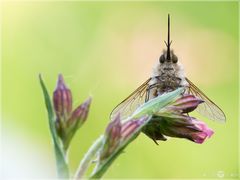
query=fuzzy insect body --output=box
[147,52,188,101]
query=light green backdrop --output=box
[2,1,239,179]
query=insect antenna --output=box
[165,14,172,60]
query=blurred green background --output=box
[2,1,239,179]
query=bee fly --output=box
[111,14,226,124]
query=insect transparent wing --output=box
[185,78,226,122]
[110,78,151,120]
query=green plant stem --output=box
[55,145,69,178]
[75,135,104,179]
[89,139,130,179]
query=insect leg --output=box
[153,75,161,79]
[145,83,160,102]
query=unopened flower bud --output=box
[53,74,72,121]
[170,94,204,113]
[68,97,92,128]
[121,116,147,140]
[100,114,121,160]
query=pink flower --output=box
[143,115,214,144]
[142,94,214,144]
[191,119,214,144]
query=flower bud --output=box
[68,97,92,128]
[170,94,204,113]
[121,116,147,140]
[153,115,214,144]
[100,114,121,160]
[53,74,72,121]
[142,93,214,145]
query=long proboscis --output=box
[165,14,172,60]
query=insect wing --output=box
[185,78,226,122]
[110,78,151,120]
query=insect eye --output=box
[172,55,178,63]
[159,55,165,63]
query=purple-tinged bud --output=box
[68,97,92,127]
[142,94,214,145]
[170,95,204,113]
[121,116,147,140]
[53,74,72,121]
[106,114,121,144]
[156,116,214,144]
[100,114,121,160]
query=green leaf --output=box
[131,87,184,118]
[39,74,69,178]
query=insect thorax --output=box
[148,62,188,98]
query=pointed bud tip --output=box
[53,74,72,120]
[190,95,205,104]
[56,74,68,90]
[198,99,205,104]
[85,96,92,105]
[68,97,92,126]
[78,97,92,112]
[106,113,121,132]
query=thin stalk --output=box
[55,146,69,178]
[75,135,104,179]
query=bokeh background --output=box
[1,1,239,179]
